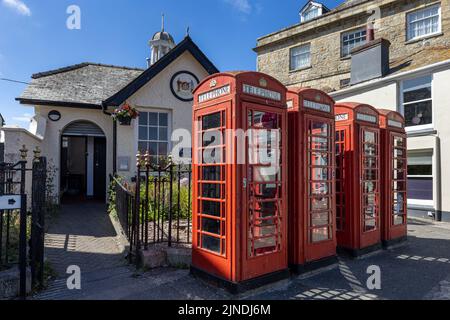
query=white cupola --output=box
[148,14,176,67]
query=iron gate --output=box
[111,153,192,266]
[0,146,47,299]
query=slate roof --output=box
[17,63,144,108]
[17,36,219,109]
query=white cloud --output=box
[224,0,252,14]
[12,113,33,123]
[2,0,31,16]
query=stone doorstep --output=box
[0,267,32,300]
[140,246,192,270]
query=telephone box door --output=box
[335,125,351,247]
[304,115,336,262]
[389,132,408,240]
[242,102,287,281]
[192,104,231,280]
[360,127,381,248]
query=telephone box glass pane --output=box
[202,235,220,253]
[202,218,221,235]
[252,111,278,129]
[311,197,330,211]
[310,152,329,166]
[202,184,221,199]
[311,182,330,196]
[310,122,329,136]
[202,112,221,130]
[311,211,329,227]
[202,166,222,181]
[253,184,278,199]
[310,168,329,181]
[202,200,221,217]
[311,227,329,242]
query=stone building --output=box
[255,0,450,92]
[256,0,450,221]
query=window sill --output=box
[340,55,351,61]
[289,66,312,74]
[406,127,437,137]
[405,32,444,45]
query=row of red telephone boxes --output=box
[190,71,407,293]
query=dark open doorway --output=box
[60,121,107,203]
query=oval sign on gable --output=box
[170,71,199,102]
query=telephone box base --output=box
[190,266,290,295]
[382,236,408,249]
[337,243,382,258]
[290,256,338,275]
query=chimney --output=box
[350,37,391,85]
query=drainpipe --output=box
[367,21,375,42]
[435,135,442,221]
[102,103,117,175]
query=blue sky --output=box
[0,0,342,127]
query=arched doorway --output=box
[60,121,107,202]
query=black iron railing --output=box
[0,156,47,297]
[111,156,193,265]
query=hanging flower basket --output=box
[112,102,139,126]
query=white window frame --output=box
[341,27,367,58]
[407,151,434,207]
[302,6,320,22]
[289,43,311,71]
[399,74,434,133]
[406,4,441,42]
[135,109,172,163]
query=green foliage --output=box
[139,177,191,222]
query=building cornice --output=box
[1,126,43,141]
[254,0,398,52]
[330,58,450,99]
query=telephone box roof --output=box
[194,71,286,94]
[288,87,335,103]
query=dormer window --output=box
[300,1,329,23]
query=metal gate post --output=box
[19,156,27,299]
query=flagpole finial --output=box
[186,26,190,37]
[161,13,165,32]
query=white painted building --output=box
[1,28,218,203]
[331,59,450,222]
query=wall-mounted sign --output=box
[170,71,199,102]
[242,84,281,101]
[304,100,331,113]
[0,195,21,210]
[48,110,61,122]
[198,85,231,103]
[286,100,294,109]
[336,113,349,122]
[388,119,403,129]
[356,113,377,124]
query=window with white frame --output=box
[290,44,311,71]
[407,4,441,41]
[341,28,367,58]
[407,151,433,206]
[138,111,169,163]
[302,6,320,22]
[401,75,432,129]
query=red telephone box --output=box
[379,109,408,248]
[335,102,382,256]
[286,88,337,272]
[191,71,289,293]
